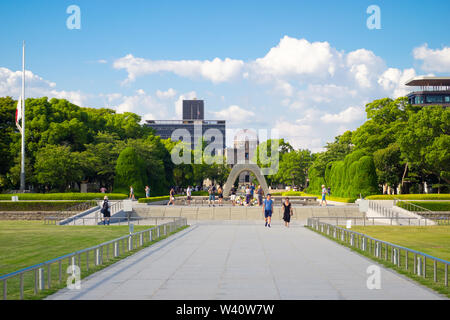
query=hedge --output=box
[0,193,127,201]
[302,193,357,203]
[396,201,450,212]
[307,150,378,199]
[191,191,208,196]
[366,194,450,200]
[0,201,97,211]
[138,195,183,203]
[281,191,305,196]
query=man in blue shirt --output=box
[262,194,273,228]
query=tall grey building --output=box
[144,99,225,155]
[183,99,204,120]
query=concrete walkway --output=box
[47,222,445,300]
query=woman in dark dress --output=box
[282,197,293,228]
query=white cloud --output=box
[175,91,197,118]
[273,120,324,152]
[413,44,450,72]
[156,88,177,99]
[0,67,87,106]
[97,59,108,64]
[252,36,339,78]
[377,68,416,98]
[321,106,365,124]
[212,105,256,124]
[113,89,166,119]
[113,54,244,84]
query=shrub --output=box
[0,193,127,200]
[0,201,97,211]
[138,195,183,203]
[367,194,450,200]
[281,191,305,196]
[191,191,208,196]
[302,192,356,203]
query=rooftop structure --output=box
[405,76,450,107]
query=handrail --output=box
[307,217,449,287]
[0,216,187,300]
[394,198,435,215]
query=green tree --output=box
[34,145,83,192]
[398,106,450,186]
[113,147,147,197]
[373,143,404,190]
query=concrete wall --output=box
[133,204,363,221]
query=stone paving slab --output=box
[46,222,446,300]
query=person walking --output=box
[101,196,110,225]
[262,194,273,228]
[186,185,192,205]
[217,185,223,206]
[250,183,255,200]
[257,185,264,206]
[208,185,216,207]
[145,185,150,198]
[168,187,175,206]
[321,185,328,207]
[282,197,293,228]
[129,186,135,200]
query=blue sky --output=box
[1,0,449,150]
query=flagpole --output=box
[20,41,26,192]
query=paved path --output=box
[47,222,445,300]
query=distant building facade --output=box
[226,129,259,184]
[144,99,225,155]
[405,76,450,107]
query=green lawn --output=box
[0,221,151,276]
[310,224,450,297]
[396,201,450,212]
[0,220,188,300]
[350,225,450,262]
[367,194,450,200]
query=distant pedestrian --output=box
[217,185,223,206]
[327,187,331,196]
[129,186,135,200]
[208,185,216,207]
[282,198,293,228]
[101,196,110,225]
[257,185,264,206]
[262,194,273,228]
[250,183,255,199]
[100,187,107,193]
[321,185,328,207]
[168,187,175,206]
[186,185,192,205]
[245,185,251,206]
[230,186,237,206]
[145,185,150,198]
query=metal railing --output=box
[312,216,450,226]
[59,200,98,216]
[368,200,399,219]
[393,199,450,219]
[0,217,187,300]
[307,218,449,287]
[45,216,181,226]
